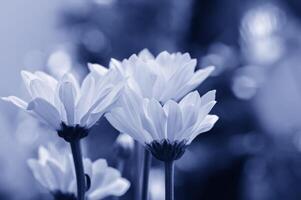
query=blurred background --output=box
[1,0,301,199]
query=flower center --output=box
[145,139,187,161]
[57,122,89,142]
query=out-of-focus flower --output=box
[106,87,218,161]
[47,49,72,79]
[28,145,130,200]
[91,49,214,103]
[240,4,285,65]
[115,133,135,159]
[2,68,124,141]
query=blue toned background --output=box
[1,0,301,199]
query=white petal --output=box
[160,61,195,102]
[138,48,155,60]
[175,66,215,100]
[27,98,61,130]
[92,81,124,114]
[38,146,50,164]
[181,104,198,130]
[34,71,58,90]
[46,160,67,191]
[88,63,108,76]
[21,70,38,93]
[76,75,95,121]
[59,81,76,126]
[140,110,160,141]
[88,165,130,200]
[61,73,80,98]
[179,91,201,108]
[29,79,54,102]
[197,101,217,122]
[109,58,124,73]
[27,159,49,189]
[92,159,108,174]
[1,96,28,109]
[200,90,216,106]
[28,159,58,191]
[146,99,167,140]
[106,111,147,144]
[188,115,219,143]
[190,66,215,86]
[88,178,130,200]
[164,100,183,141]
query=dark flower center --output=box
[57,122,89,142]
[145,139,187,161]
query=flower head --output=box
[115,133,135,159]
[106,88,218,161]
[28,145,130,200]
[2,68,124,140]
[91,49,214,103]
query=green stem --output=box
[70,139,85,200]
[165,161,174,200]
[141,149,151,200]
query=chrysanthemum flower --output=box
[106,87,218,161]
[90,49,214,103]
[2,68,124,141]
[28,145,130,200]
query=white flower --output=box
[106,87,219,146]
[2,68,124,131]
[115,133,135,159]
[90,49,214,103]
[116,133,135,152]
[28,145,130,200]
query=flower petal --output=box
[164,100,183,141]
[21,70,38,94]
[188,115,219,143]
[34,71,58,90]
[76,74,95,121]
[138,49,155,60]
[1,96,28,109]
[88,63,108,76]
[175,66,215,100]
[88,178,130,200]
[27,98,61,130]
[59,79,76,126]
[146,99,167,140]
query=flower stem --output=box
[165,161,174,200]
[134,142,142,200]
[70,139,85,200]
[141,149,151,200]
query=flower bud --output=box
[115,133,134,159]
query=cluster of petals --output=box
[92,49,214,103]
[2,67,125,130]
[106,87,218,145]
[28,145,130,200]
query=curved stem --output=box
[141,149,151,200]
[165,161,174,200]
[70,139,85,200]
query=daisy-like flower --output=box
[2,68,125,200]
[106,88,218,200]
[2,68,124,141]
[90,49,214,103]
[28,145,130,200]
[106,87,218,161]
